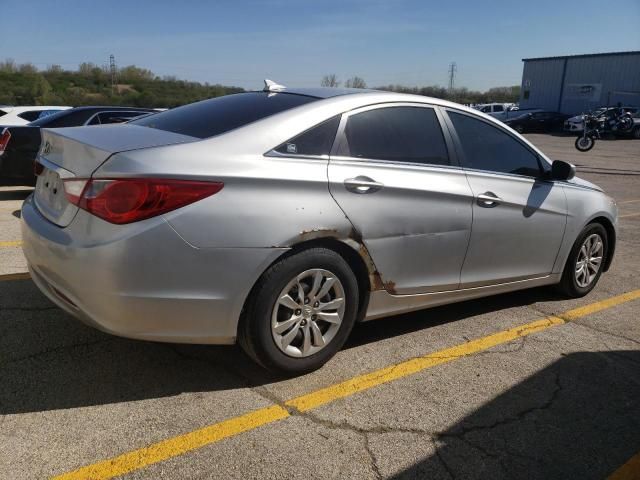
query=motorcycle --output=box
[574,110,634,152]
[575,114,602,152]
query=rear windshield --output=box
[131,92,318,139]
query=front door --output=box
[328,104,474,294]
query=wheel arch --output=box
[588,215,616,272]
[238,235,381,337]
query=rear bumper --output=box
[21,195,286,344]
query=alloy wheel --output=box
[575,233,604,288]
[271,268,345,358]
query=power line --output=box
[448,61,457,93]
[109,54,117,94]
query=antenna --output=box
[109,54,117,95]
[263,79,286,92]
[448,62,457,94]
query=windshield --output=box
[28,109,74,127]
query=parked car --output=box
[21,84,617,374]
[564,106,639,133]
[0,106,71,126]
[504,111,571,133]
[0,106,156,186]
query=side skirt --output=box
[363,274,561,321]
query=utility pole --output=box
[109,54,117,95]
[448,62,457,95]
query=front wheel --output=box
[633,127,640,139]
[238,248,359,374]
[514,124,525,134]
[575,135,595,152]
[557,223,608,298]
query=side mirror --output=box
[551,160,576,181]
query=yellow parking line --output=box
[0,272,30,282]
[0,240,22,248]
[619,212,640,219]
[53,289,640,480]
[608,451,640,480]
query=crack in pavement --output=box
[442,372,562,439]
[571,320,640,346]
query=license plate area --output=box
[34,164,78,227]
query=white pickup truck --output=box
[474,103,525,121]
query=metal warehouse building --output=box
[519,51,640,114]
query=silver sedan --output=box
[21,82,617,373]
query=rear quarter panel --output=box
[95,141,355,249]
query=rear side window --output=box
[97,111,148,124]
[449,111,541,177]
[132,92,318,139]
[342,106,450,166]
[275,116,340,156]
[494,105,504,112]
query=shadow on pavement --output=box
[389,351,640,480]
[0,280,595,418]
[0,189,32,201]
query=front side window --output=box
[275,116,340,156]
[449,111,541,177]
[342,106,450,166]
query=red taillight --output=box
[63,178,223,224]
[0,129,11,154]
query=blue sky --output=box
[2,0,639,91]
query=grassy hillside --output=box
[0,62,244,108]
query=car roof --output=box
[271,87,377,99]
[68,106,156,111]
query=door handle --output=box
[344,176,384,194]
[477,192,502,208]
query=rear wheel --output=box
[557,223,607,298]
[514,124,525,134]
[239,248,359,374]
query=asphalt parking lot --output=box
[1,134,639,480]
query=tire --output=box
[238,247,359,374]
[633,127,640,140]
[515,125,525,134]
[557,223,608,298]
[575,135,595,152]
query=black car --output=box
[504,111,571,134]
[0,106,156,186]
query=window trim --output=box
[330,102,460,169]
[442,107,549,180]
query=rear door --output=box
[443,109,567,287]
[328,104,473,294]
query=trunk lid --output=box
[34,124,196,227]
